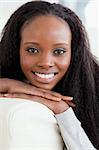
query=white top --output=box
[0,98,96,150]
[56,108,96,150]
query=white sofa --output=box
[0,98,64,150]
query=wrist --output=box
[54,103,69,115]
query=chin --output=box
[34,84,54,91]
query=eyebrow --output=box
[23,42,69,46]
[24,42,39,45]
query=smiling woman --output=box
[0,1,99,150]
[20,15,71,90]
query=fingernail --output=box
[67,97,73,100]
[3,93,9,97]
[56,97,61,101]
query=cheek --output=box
[59,62,70,73]
[20,56,32,72]
[58,55,71,73]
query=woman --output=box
[0,1,99,149]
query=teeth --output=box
[34,72,55,79]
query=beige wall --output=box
[0,0,99,59]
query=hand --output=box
[0,78,73,101]
[1,93,75,114]
[0,78,75,114]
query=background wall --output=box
[0,0,99,59]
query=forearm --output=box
[55,108,96,150]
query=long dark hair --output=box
[0,1,99,148]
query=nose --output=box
[37,54,54,69]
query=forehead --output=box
[21,15,72,42]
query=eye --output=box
[54,48,66,55]
[26,47,39,54]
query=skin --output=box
[0,15,75,114]
[20,15,72,90]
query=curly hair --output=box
[0,1,99,148]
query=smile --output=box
[33,72,56,79]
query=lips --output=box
[32,72,57,79]
[35,72,55,79]
[31,71,58,84]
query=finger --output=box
[2,93,51,103]
[22,86,62,101]
[40,88,62,97]
[66,101,76,107]
[3,93,34,101]
[62,96,73,101]
[13,85,61,101]
[9,80,72,101]
[39,88,73,101]
[28,87,61,101]
[38,91,61,101]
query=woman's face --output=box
[20,15,72,90]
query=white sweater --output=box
[0,98,96,150]
[56,107,96,150]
